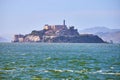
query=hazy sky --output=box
[0,0,120,38]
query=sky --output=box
[0,0,120,40]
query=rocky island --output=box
[13,20,105,43]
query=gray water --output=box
[0,43,120,80]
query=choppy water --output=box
[0,43,120,80]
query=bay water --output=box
[0,43,120,80]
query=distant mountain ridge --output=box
[79,26,120,34]
[0,36,8,42]
[79,27,120,43]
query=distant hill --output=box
[0,37,8,42]
[96,31,120,43]
[79,27,120,43]
[79,27,110,34]
[79,26,120,34]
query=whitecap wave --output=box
[89,70,120,75]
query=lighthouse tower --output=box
[63,20,65,26]
[63,20,68,30]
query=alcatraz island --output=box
[13,20,105,43]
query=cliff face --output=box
[45,35,104,43]
[13,21,105,43]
